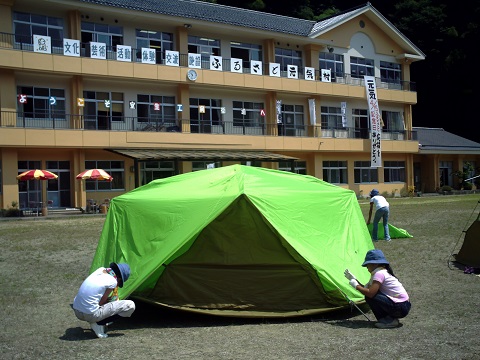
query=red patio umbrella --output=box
[16,169,58,215]
[16,169,58,181]
[76,168,113,182]
[76,169,113,214]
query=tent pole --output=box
[336,286,371,322]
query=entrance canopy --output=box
[109,149,299,187]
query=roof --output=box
[78,0,315,36]
[110,149,299,162]
[414,127,480,154]
[75,0,425,57]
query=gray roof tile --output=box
[78,0,316,36]
[414,127,480,152]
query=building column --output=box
[406,153,414,191]
[265,91,277,136]
[71,75,83,129]
[0,69,17,126]
[1,148,19,209]
[67,10,81,39]
[263,39,275,63]
[177,84,190,133]
[73,149,86,208]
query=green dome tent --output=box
[91,165,373,317]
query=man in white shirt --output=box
[367,189,391,242]
[73,262,135,338]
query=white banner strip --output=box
[364,76,382,167]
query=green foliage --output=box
[452,162,475,190]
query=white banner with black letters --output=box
[308,99,316,126]
[364,76,382,167]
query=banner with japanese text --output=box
[364,76,382,167]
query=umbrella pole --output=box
[36,180,39,216]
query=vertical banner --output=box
[364,76,382,167]
[341,102,347,127]
[308,99,316,126]
[276,100,282,124]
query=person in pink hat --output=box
[73,262,136,338]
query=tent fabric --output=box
[91,165,374,317]
[366,223,413,240]
[455,217,480,267]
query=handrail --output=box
[0,31,416,91]
[0,110,418,140]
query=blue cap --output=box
[369,189,379,197]
[362,249,389,267]
[110,262,131,288]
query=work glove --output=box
[349,279,359,289]
[344,269,356,281]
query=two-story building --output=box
[1,0,479,211]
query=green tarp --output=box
[366,223,413,240]
[91,165,374,317]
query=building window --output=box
[352,108,369,138]
[230,41,262,71]
[319,52,344,80]
[354,161,378,183]
[323,161,348,184]
[46,160,70,207]
[0,161,2,194]
[241,161,262,167]
[275,48,302,72]
[192,161,222,171]
[279,104,304,136]
[188,36,220,68]
[136,29,173,64]
[140,161,175,185]
[17,160,41,209]
[380,61,401,84]
[83,91,124,130]
[278,161,306,175]
[382,111,404,132]
[384,161,405,183]
[439,161,453,187]
[137,94,176,126]
[189,98,223,133]
[16,86,66,119]
[81,21,123,56]
[13,12,64,48]
[350,57,374,78]
[232,101,264,128]
[85,160,124,190]
[321,106,343,129]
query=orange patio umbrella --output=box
[75,168,113,182]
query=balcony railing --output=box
[0,32,416,91]
[0,110,417,140]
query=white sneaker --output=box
[90,323,108,338]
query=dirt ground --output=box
[1,195,479,359]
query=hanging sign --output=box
[364,76,382,167]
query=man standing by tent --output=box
[73,262,136,338]
[367,189,391,242]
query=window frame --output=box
[350,56,374,79]
[13,12,64,48]
[84,160,125,191]
[323,161,348,184]
[319,52,344,79]
[384,161,406,183]
[354,161,378,184]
